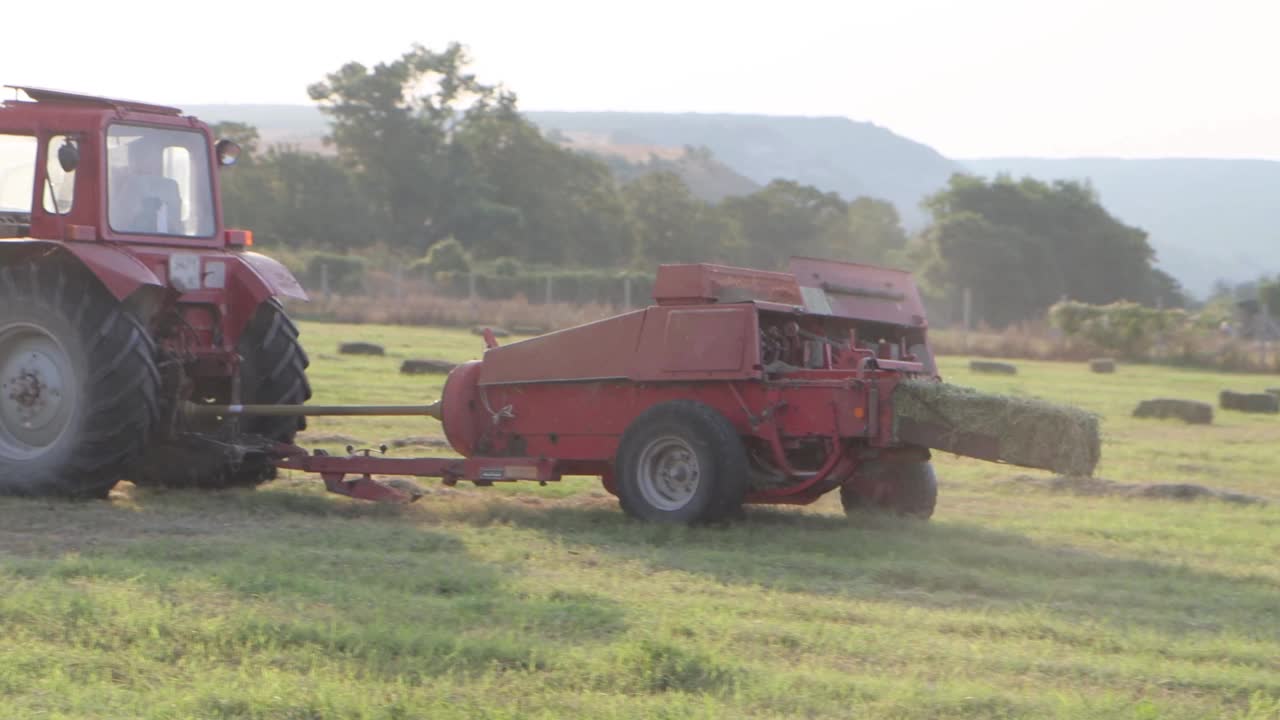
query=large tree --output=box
[620,171,741,264]
[920,174,1184,326]
[307,43,511,253]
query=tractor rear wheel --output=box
[133,299,310,489]
[840,460,938,519]
[0,258,160,497]
[615,400,747,524]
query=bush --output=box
[1049,300,1188,359]
[303,252,368,293]
[491,256,522,277]
[413,238,471,276]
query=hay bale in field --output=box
[338,341,385,356]
[471,326,512,338]
[1089,358,1116,373]
[1132,398,1213,424]
[1266,388,1280,399]
[969,360,1018,375]
[1219,390,1279,414]
[1001,475,1266,505]
[892,380,1100,476]
[400,358,456,375]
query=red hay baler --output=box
[208,258,954,523]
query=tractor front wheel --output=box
[0,259,160,497]
[615,400,747,524]
[840,460,938,519]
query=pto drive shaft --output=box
[184,400,442,421]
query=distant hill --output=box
[183,103,1280,297]
[962,158,1280,297]
[186,104,331,153]
[527,112,961,227]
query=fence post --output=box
[468,272,477,306]
[961,287,972,350]
[393,265,403,302]
[544,275,553,305]
[320,263,330,302]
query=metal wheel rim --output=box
[636,435,701,511]
[0,322,78,460]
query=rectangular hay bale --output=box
[892,380,1101,476]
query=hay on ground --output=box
[400,358,457,375]
[1000,475,1265,505]
[338,341,385,356]
[1132,398,1212,424]
[893,380,1100,476]
[1219,390,1279,414]
[969,360,1018,375]
[1089,358,1116,373]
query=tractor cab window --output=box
[107,125,214,237]
[0,134,36,213]
[0,134,36,238]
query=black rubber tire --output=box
[840,461,938,519]
[0,258,160,498]
[615,400,748,524]
[237,298,312,447]
[134,299,310,489]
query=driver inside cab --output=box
[109,139,182,235]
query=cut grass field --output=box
[2,322,1278,719]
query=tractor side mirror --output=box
[215,139,241,167]
[57,140,79,172]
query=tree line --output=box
[218,43,1187,326]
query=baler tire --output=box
[133,299,310,490]
[0,258,160,498]
[615,400,748,524]
[841,461,938,520]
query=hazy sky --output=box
[6,0,1278,159]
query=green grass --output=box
[1,323,1278,719]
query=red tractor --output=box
[0,87,310,496]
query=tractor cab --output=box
[0,86,308,499]
[0,86,241,247]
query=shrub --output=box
[413,238,472,276]
[491,257,522,277]
[303,252,368,293]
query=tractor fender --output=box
[0,239,162,301]
[233,251,308,302]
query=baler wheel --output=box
[0,258,160,497]
[841,461,938,520]
[615,400,747,523]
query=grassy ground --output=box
[1,323,1277,719]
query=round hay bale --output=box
[1132,398,1213,424]
[1266,387,1280,399]
[510,325,548,336]
[338,341,385,356]
[400,358,457,375]
[1219,390,1279,414]
[471,326,512,338]
[1088,358,1116,373]
[969,360,1017,375]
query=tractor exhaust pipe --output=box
[184,400,442,421]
